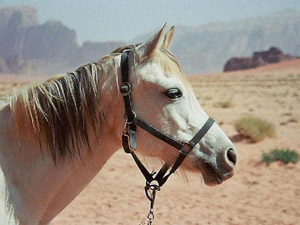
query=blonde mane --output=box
[9,46,125,163]
[8,44,184,164]
[10,63,102,163]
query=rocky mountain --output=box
[0,54,37,74]
[23,20,78,63]
[0,6,124,75]
[72,41,125,66]
[0,6,38,59]
[171,10,300,74]
[134,9,300,74]
[223,47,297,72]
[0,6,38,31]
[0,6,299,75]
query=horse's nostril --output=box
[227,148,237,166]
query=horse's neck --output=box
[0,58,124,225]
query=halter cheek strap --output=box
[120,50,215,188]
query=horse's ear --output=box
[136,23,168,60]
[163,26,175,50]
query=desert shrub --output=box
[234,116,276,142]
[262,148,299,165]
[214,99,233,108]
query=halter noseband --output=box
[120,50,215,188]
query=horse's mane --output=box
[9,43,183,164]
[10,47,127,163]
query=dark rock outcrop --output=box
[223,57,254,72]
[223,47,296,72]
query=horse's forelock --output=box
[146,48,191,88]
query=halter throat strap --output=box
[120,50,215,187]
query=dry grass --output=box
[234,116,276,142]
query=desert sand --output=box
[0,60,299,225]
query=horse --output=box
[0,24,237,225]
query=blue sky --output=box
[1,0,300,44]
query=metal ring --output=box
[146,180,160,191]
[120,82,131,96]
[125,111,137,124]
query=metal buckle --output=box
[129,128,137,150]
[124,111,136,125]
[120,82,131,96]
[178,142,192,155]
[122,120,137,151]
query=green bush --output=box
[262,148,299,165]
[234,116,276,142]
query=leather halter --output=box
[120,50,215,188]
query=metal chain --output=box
[144,181,160,225]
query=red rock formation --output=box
[224,47,297,72]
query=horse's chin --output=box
[179,161,224,186]
[202,173,223,186]
[199,163,222,186]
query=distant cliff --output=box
[0,6,38,59]
[0,54,37,74]
[134,9,300,74]
[1,6,300,75]
[0,6,124,75]
[169,9,300,74]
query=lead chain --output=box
[145,183,160,225]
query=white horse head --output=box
[0,24,237,224]
[125,24,237,185]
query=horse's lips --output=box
[202,172,223,186]
[202,162,231,186]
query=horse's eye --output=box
[165,88,182,99]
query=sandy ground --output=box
[0,60,300,225]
